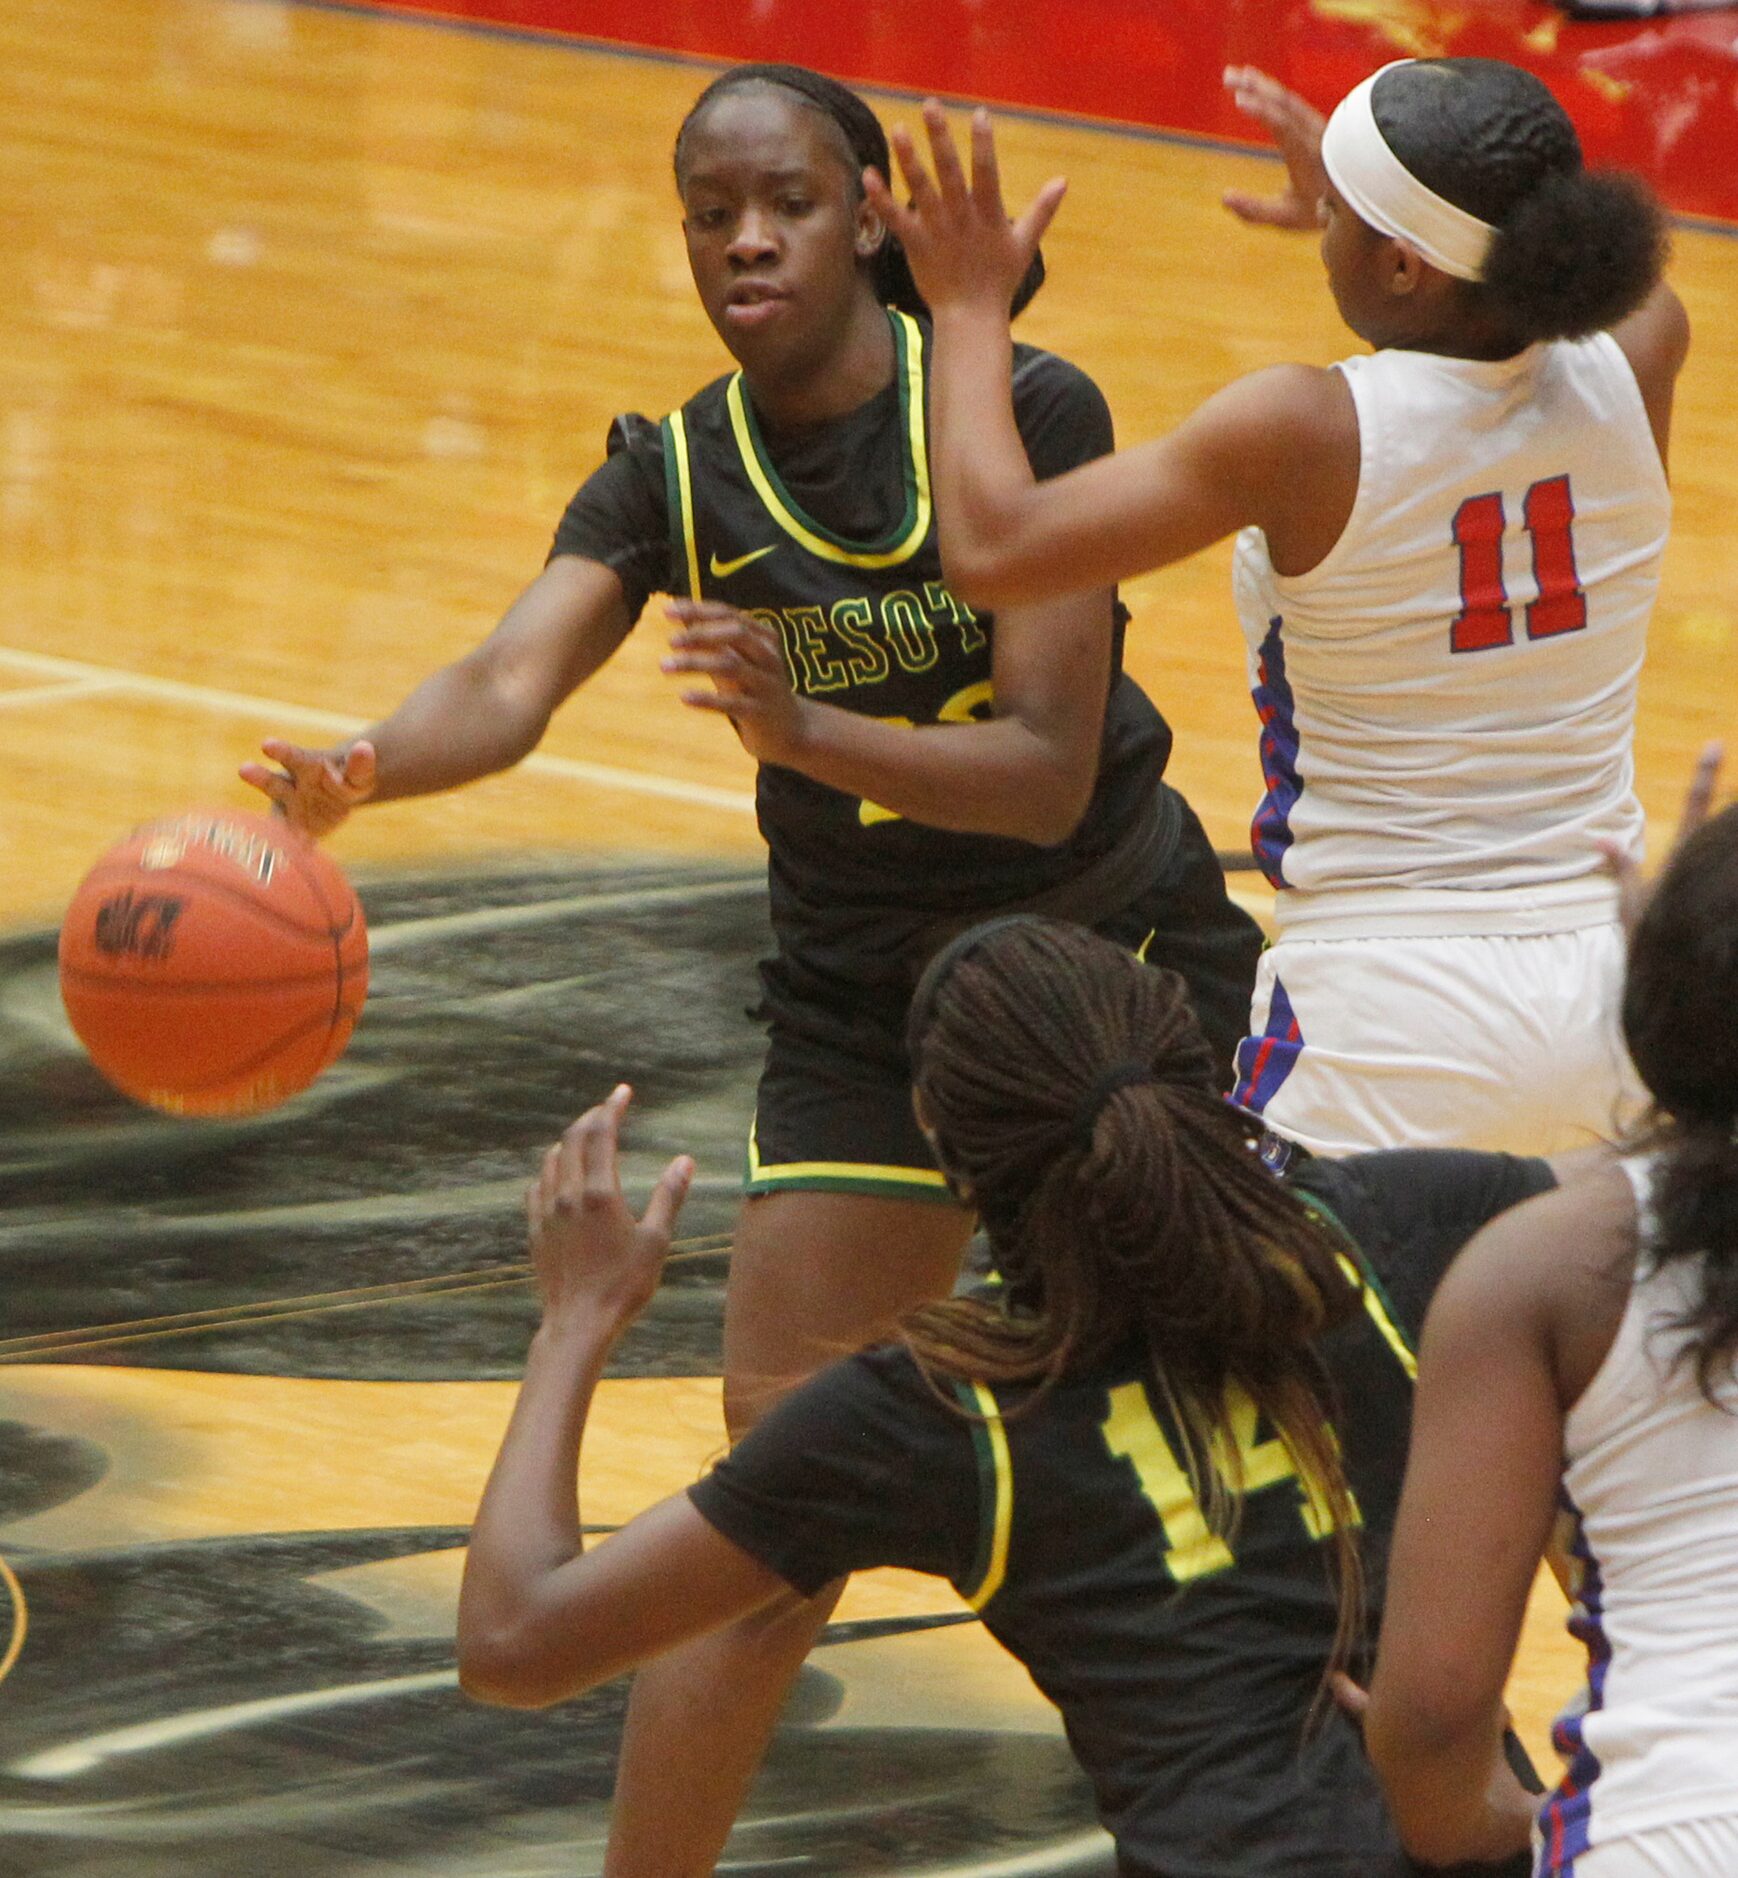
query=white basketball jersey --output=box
[1233,334,1668,934]
[1539,1156,1738,1868]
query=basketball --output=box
[58,808,369,1117]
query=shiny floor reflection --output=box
[0,859,1109,1878]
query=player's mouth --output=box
[723,281,792,328]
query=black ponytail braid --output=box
[902,917,1365,1684]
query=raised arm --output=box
[456,1089,788,1709]
[241,554,634,835]
[865,106,1356,610]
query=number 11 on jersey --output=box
[1451,472,1588,654]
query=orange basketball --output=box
[58,808,369,1117]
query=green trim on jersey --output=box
[723,309,932,569]
[955,1379,1014,1611]
[743,1117,957,1203]
[1302,1191,1420,1380]
[662,408,702,599]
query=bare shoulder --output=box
[1195,363,1357,573]
[1611,280,1691,390]
[1200,362,1355,455]
[1422,1161,1639,1408]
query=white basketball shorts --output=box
[1554,1814,1738,1877]
[1232,920,1644,1156]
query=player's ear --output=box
[854,192,886,260]
[1385,239,1426,299]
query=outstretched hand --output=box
[1602,739,1723,936]
[1221,66,1329,231]
[528,1085,695,1337]
[240,738,377,837]
[863,101,1066,319]
[663,600,807,765]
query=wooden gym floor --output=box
[3,1,1736,1871]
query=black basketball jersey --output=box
[659,310,1170,949]
[690,1148,1555,1878]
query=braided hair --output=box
[902,916,1364,1673]
[1623,802,1738,1401]
[674,63,1046,320]
[1371,58,1667,343]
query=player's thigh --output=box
[722,1190,973,1436]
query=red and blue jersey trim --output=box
[1539,1485,1610,1874]
[1231,975,1303,1114]
[1250,615,1301,888]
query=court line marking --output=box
[0,647,757,816]
[0,678,123,711]
[0,1552,26,1688]
[0,646,1276,906]
[0,1237,734,1361]
[9,1668,463,1779]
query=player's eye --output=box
[687,205,731,233]
[777,195,813,217]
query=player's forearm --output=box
[1365,1703,1534,1867]
[361,659,553,802]
[784,699,1092,844]
[926,305,1050,610]
[457,1314,612,1706]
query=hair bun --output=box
[1484,167,1668,342]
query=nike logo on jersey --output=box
[709,544,778,579]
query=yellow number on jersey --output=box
[1101,1379,1361,1583]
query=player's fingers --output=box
[741,623,788,674]
[640,1155,696,1245]
[968,108,1006,218]
[1220,190,1306,229]
[680,690,759,716]
[665,598,748,625]
[1013,176,1068,253]
[1674,739,1724,852]
[921,100,970,206]
[666,616,762,649]
[535,1137,564,1221]
[341,740,377,798]
[571,1084,630,1211]
[888,124,939,215]
[526,1167,546,1238]
[661,649,753,683]
[238,762,294,804]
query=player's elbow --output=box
[456,1595,606,1710]
[1363,1705,1504,1867]
[939,503,1041,613]
[944,541,1030,614]
[457,1623,589,1710]
[1014,771,1095,846]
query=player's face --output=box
[1318,183,1393,345]
[678,91,880,382]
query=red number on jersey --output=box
[1450,492,1510,652]
[1450,474,1588,654]
[1523,474,1589,639]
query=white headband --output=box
[1320,61,1495,283]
